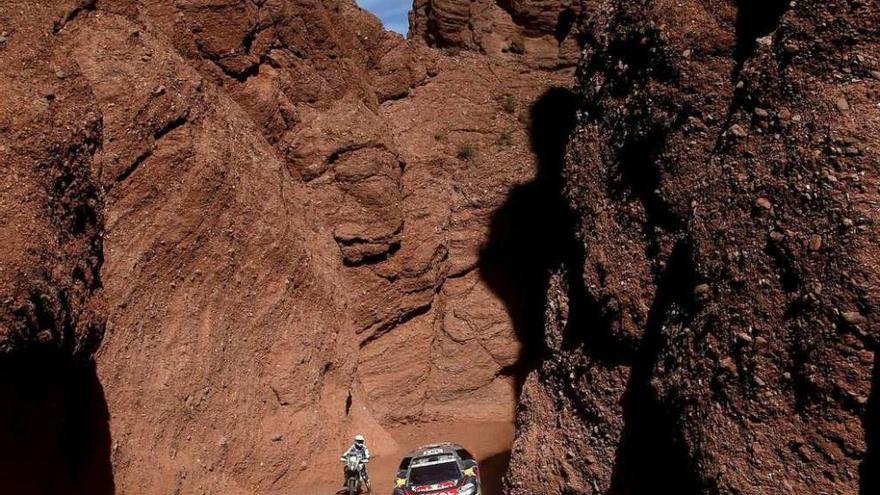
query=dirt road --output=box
[290,420,513,495]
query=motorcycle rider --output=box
[340,434,371,487]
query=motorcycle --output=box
[341,454,371,495]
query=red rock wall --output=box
[505,0,880,493]
[410,0,583,69]
[0,0,574,492]
[3,0,875,493]
[0,2,111,492]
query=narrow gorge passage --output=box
[1,1,876,495]
[308,86,584,495]
[294,72,582,495]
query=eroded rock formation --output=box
[0,2,110,491]
[2,0,575,492]
[410,0,583,68]
[505,0,879,494]
[1,0,876,494]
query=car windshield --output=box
[409,460,461,485]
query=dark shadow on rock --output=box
[861,349,879,495]
[733,0,788,73]
[611,123,682,236]
[555,8,577,43]
[478,450,511,495]
[479,87,579,397]
[607,242,702,495]
[0,350,114,495]
[558,263,634,368]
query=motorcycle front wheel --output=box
[347,477,357,495]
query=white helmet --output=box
[354,434,365,444]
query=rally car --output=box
[392,443,480,495]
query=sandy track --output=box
[290,420,513,495]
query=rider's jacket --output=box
[341,443,371,461]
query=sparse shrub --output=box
[434,131,445,141]
[501,94,516,114]
[518,110,530,125]
[508,39,525,55]
[443,46,462,57]
[457,143,475,161]
[497,131,513,146]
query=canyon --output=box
[0,1,876,494]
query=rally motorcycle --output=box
[342,454,371,495]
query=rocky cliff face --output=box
[0,2,110,492]
[410,0,583,68]
[0,2,105,360]
[505,0,879,493]
[2,0,876,494]
[2,0,574,493]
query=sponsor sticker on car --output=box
[413,480,457,492]
[411,455,457,467]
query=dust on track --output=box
[289,420,513,495]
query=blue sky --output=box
[357,0,410,34]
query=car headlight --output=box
[458,482,477,495]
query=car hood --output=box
[408,479,461,494]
